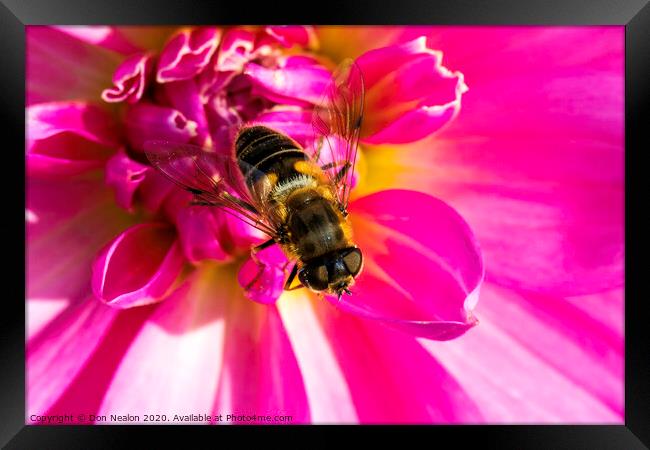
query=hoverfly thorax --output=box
[144,59,365,300]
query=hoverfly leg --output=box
[283,264,304,291]
[252,238,276,253]
[333,162,351,184]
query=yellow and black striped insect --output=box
[145,60,364,300]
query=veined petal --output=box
[213,288,310,423]
[421,283,622,422]
[102,53,153,104]
[337,189,483,340]
[312,295,483,423]
[237,244,288,304]
[91,223,185,308]
[27,298,120,418]
[379,27,624,295]
[96,264,229,422]
[27,177,136,339]
[104,148,150,211]
[157,27,221,83]
[27,101,119,177]
[27,26,121,104]
[124,103,198,152]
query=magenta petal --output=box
[27,102,119,177]
[27,298,120,418]
[176,206,230,264]
[27,26,121,105]
[237,244,288,304]
[124,103,198,152]
[104,148,150,211]
[157,27,221,83]
[245,59,332,105]
[101,53,153,104]
[91,223,185,308]
[216,28,256,72]
[264,26,316,48]
[214,294,310,423]
[96,265,229,422]
[338,189,483,340]
[362,102,459,144]
[252,107,314,147]
[163,79,211,147]
[54,26,142,55]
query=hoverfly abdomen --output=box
[235,125,309,188]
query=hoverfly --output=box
[144,60,364,300]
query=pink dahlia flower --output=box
[26,25,623,424]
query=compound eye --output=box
[299,264,329,291]
[342,248,363,277]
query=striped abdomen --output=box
[235,125,352,261]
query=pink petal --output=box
[237,244,288,304]
[27,298,120,418]
[157,27,221,83]
[138,169,177,213]
[27,26,121,105]
[276,292,358,422]
[339,189,483,340]
[421,283,622,422]
[213,290,310,423]
[264,26,316,48]
[245,58,332,106]
[27,101,119,177]
[252,107,314,148]
[312,295,483,423]
[216,28,256,72]
[362,103,459,145]
[388,27,623,295]
[96,265,229,422]
[124,102,198,152]
[54,25,142,55]
[162,79,211,147]
[91,223,186,308]
[357,37,467,144]
[27,177,137,339]
[104,148,150,211]
[36,304,156,422]
[175,206,230,264]
[101,53,153,104]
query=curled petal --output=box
[163,79,212,147]
[101,53,153,104]
[91,223,185,308]
[176,206,230,264]
[245,58,332,106]
[216,28,256,72]
[264,26,317,49]
[104,148,150,211]
[356,37,467,143]
[27,101,118,176]
[237,244,288,304]
[157,27,221,83]
[337,189,483,340]
[124,103,198,152]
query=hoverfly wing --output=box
[143,140,278,238]
[312,58,365,212]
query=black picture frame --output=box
[3,0,648,447]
